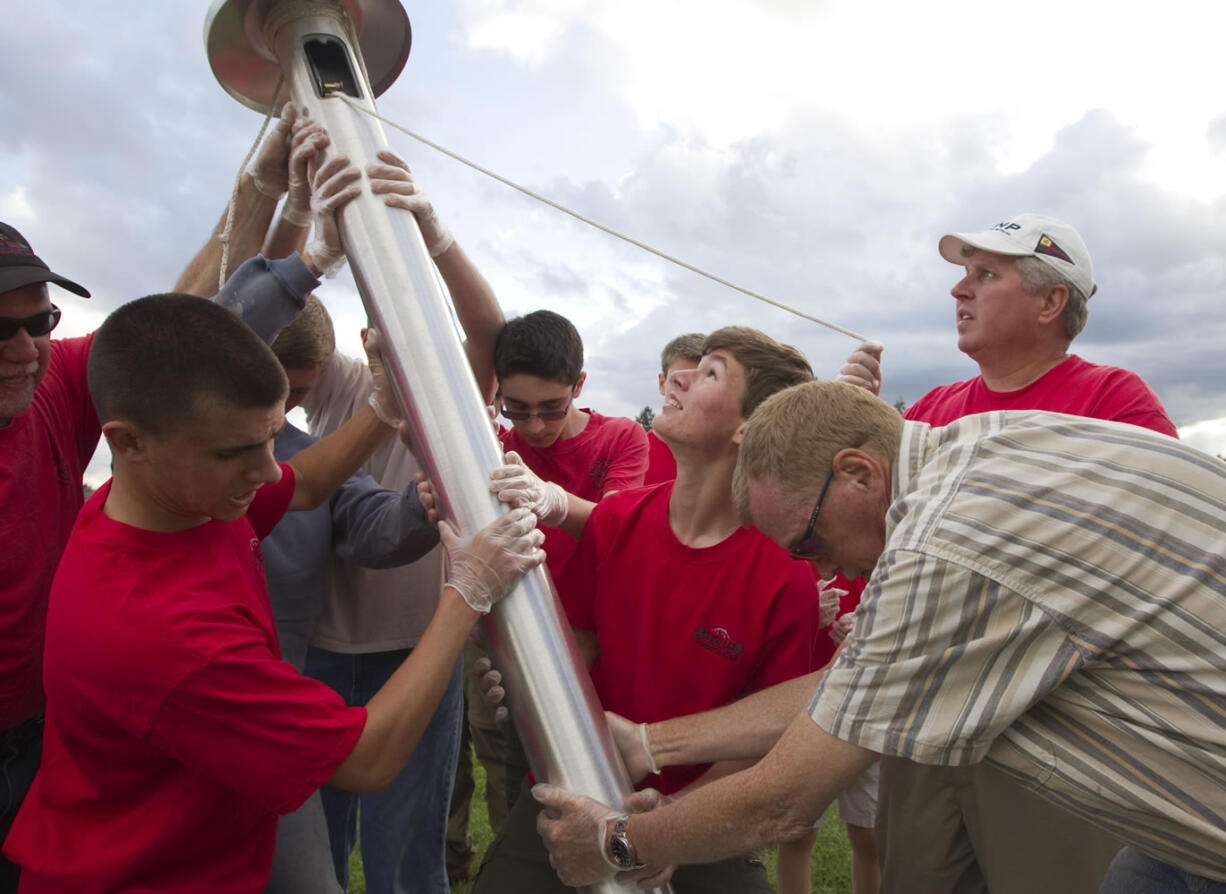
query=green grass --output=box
[348,760,853,893]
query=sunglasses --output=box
[788,471,835,559]
[0,304,62,341]
[499,397,573,422]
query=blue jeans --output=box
[1,716,42,893]
[1099,847,1226,894]
[306,647,463,894]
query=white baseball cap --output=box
[939,213,1097,299]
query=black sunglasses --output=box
[0,304,61,341]
[788,471,835,559]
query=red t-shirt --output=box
[500,409,648,575]
[642,429,677,485]
[0,335,99,730]
[904,355,1177,436]
[5,468,366,893]
[556,482,818,794]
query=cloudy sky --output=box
[4,1,1225,484]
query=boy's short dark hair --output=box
[88,293,288,435]
[701,326,814,418]
[493,310,584,385]
[660,333,705,375]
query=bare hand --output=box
[836,340,884,396]
[474,655,509,723]
[415,472,439,526]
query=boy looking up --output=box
[4,295,544,893]
[491,309,648,575]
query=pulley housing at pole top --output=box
[204,0,411,115]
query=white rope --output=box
[336,94,867,343]
[218,86,282,290]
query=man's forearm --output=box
[649,670,824,768]
[437,242,504,404]
[261,214,310,261]
[176,172,280,296]
[287,405,392,511]
[630,714,872,867]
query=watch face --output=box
[610,835,635,869]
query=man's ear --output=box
[657,372,666,396]
[731,420,748,446]
[102,420,150,462]
[834,448,882,491]
[1036,283,1069,325]
[572,371,587,399]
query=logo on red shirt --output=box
[250,537,265,576]
[694,626,743,660]
[588,457,611,491]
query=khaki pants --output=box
[877,759,1123,894]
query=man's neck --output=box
[556,406,591,442]
[102,471,207,533]
[976,347,1071,393]
[667,453,743,548]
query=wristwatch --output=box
[608,814,645,871]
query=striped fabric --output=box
[811,411,1226,881]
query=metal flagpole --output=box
[203,3,662,892]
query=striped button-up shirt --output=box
[811,411,1226,880]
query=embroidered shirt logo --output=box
[588,457,611,491]
[694,626,743,660]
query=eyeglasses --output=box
[0,304,61,341]
[788,471,834,559]
[499,396,573,422]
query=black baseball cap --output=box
[0,222,90,298]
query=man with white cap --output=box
[838,212,1176,894]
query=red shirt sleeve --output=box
[599,422,649,494]
[248,463,296,540]
[151,640,365,816]
[554,502,604,631]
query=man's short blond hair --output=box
[733,381,902,522]
[269,294,335,372]
[701,326,813,418]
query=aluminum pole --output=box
[205,3,662,891]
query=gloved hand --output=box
[831,612,854,646]
[533,785,623,886]
[836,340,885,396]
[247,101,297,198]
[441,508,545,614]
[617,789,676,890]
[367,149,454,257]
[604,711,654,783]
[282,113,329,227]
[304,155,362,278]
[362,327,401,426]
[818,579,848,629]
[489,451,569,527]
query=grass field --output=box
[347,759,854,893]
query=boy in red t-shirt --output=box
[478,326,819,894]
[3,295,544,894]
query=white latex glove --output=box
[361,327,401,427]
[818,580,848,629]
[441,508,545,614]
[831,612,855,646]
[282,115,329,227]
[488,450,568,527]
[602,711,655,784]
[247,101,297,198]
[836,340,884,396]
[617,789,676,890]
[533,785,622,886]
[304,155,362,277]
[367,149,454,257]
